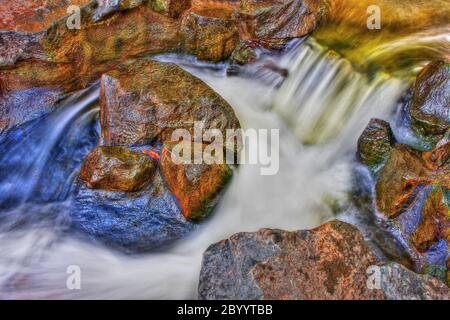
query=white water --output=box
[0,40,407,299]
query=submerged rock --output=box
[180,2,239,62]
[409,61,450,136]
[99,59,240,146]
[159,141,233,221]
[199,220,450,299]
[357,118,396,172]
[80,146,156,192]
[72,171,197,252]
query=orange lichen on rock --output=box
[0,0,91,32]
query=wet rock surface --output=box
[99,59,240,146]
[0,0,91,32]
[72,171,197,252]
[409,61,450,136]
[199,220,450,299]
[0,0,325,133]
[80,146,157,192]
[357,118,396,172]
[180,2,238,62]
[160,141,233,221]
[236,0,328,48]
[376,262,450,300]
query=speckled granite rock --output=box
[199,220,384,300]
[199,220,450,299]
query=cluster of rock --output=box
[71,58,239,250]
[0,0,329,251]
[0,0,328,134]
[357,60,449,286]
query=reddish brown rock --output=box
[159,141,233,221]
[252,221,384,299]
[411,187,449,252]
[0,3,181,133]
[99,59,240,146]
[80,146,156,192]
[236,0,328,48]
[0,0,91,32]
[180,2,239,62]
[199,220,450,299]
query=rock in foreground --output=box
[199,220,450,299]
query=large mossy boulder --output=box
[409,61,450,136]
[198,220,450,299]
[159,141,233,221]
[99,59,240,146]
[80,146,156,192]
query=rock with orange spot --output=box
[80,146,156,192]
[159,141,233,221]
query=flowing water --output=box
[0,11,448,298]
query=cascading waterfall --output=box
[273,39,406,145]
